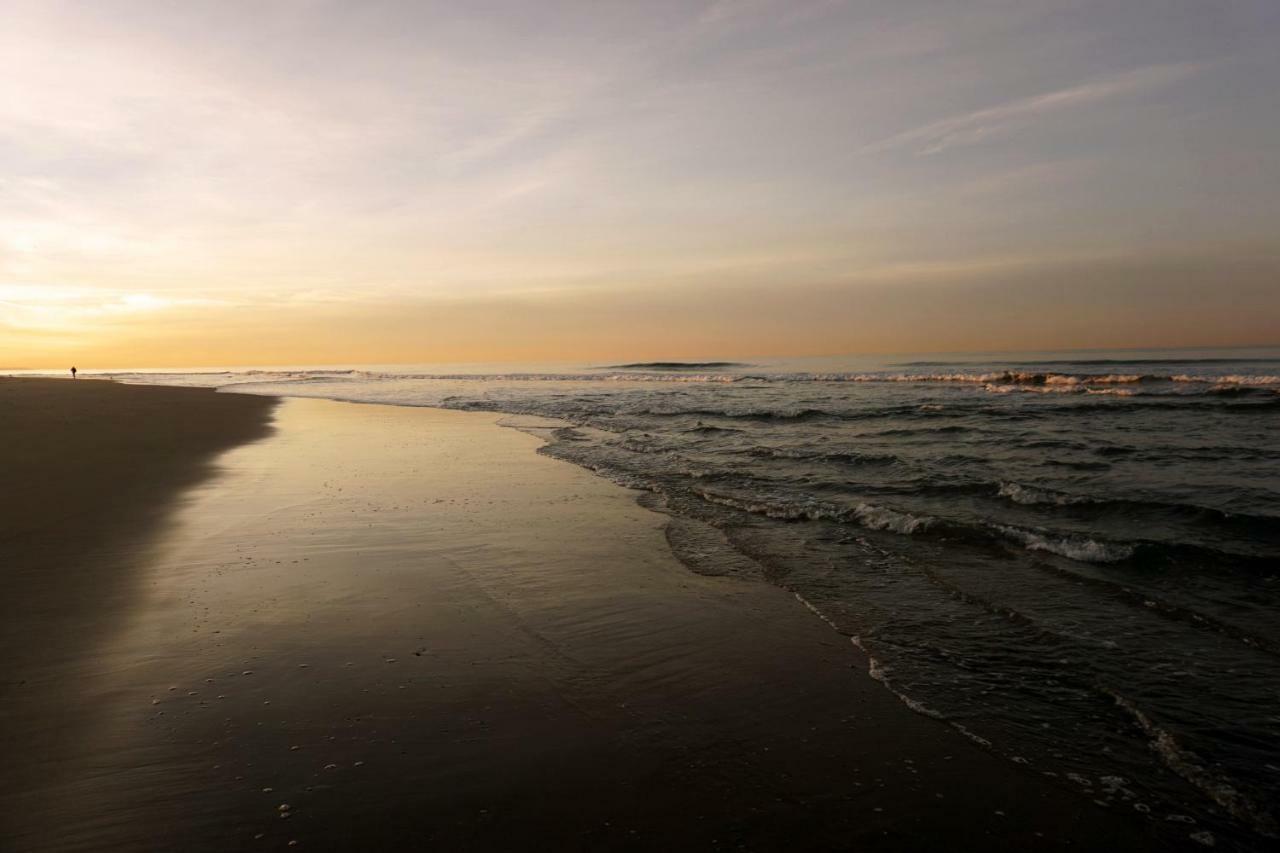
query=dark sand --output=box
[1,385,1173,851]
[0,378,276,848]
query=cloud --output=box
[698,0,776,28]
[860,63,1198,156]
[1,3,1272,367]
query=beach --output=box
[0,380,1171,851]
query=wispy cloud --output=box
[860,63,1198,156]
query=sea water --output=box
[45,347,1280,845]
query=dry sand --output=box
[1,384,1161,851]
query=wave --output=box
[852,502,934,534]
[1131,444,1280,463]
[1043,396,1280,414]
[1172,373,1280,386]
[799,371,1280,393]
[632,407,829,421]
[983,383,1083,395]
[691,489,934,534]
[745,447,899,466]
[848,630,1021,756]
[998,482,1092,506]
[810,371,1151,385]
[1042,459,1112,471]
[793,596,1004,753]
[872,425,971,436]
[994,524,1134,562]
[981,377,1279,397]
[684,424,744,434]
[1104,689,1275,837]
[849,634,947,720]
[988,517,1269,563]
[895,357,1280,367]
[996,483,1280,535]
[599,361,749,370]
[796,371,1280,398]
[681,402,965,421]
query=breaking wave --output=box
[994,525,1135,562]
[691,489,935,534]
[998,481,1093,506]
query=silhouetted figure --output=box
[70,366,77,379]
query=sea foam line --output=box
[1104,689,1276,837]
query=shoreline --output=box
[1,383,1171,850]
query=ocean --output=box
[44,347,1280,845]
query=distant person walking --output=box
[70,366,77,379]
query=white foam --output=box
[997,482,1090,507]
[852,502,933,534]
[849,635,945,720]
[983,383,1083,394]
[1085,387,1139,396]
[995,524,1133,562]
[1106,690,1271,836]
[693,489,933,535]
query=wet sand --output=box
[0,378,276,848]
[1,387,1167,851]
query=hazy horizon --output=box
[3,1,1278,367]
[8,342,1280,375]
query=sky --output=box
[2,0,1278,367]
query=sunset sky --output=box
[2,0,1278,367]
